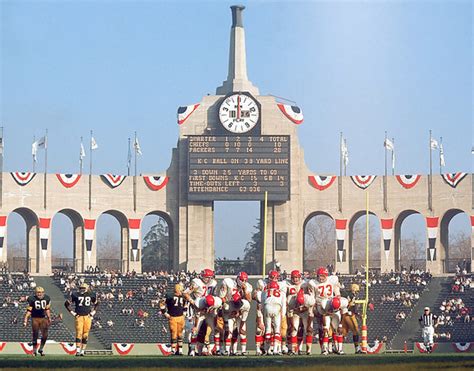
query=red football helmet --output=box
[232,292,242,303]
[296,288,305,306]
[236,271,248,286]
[316,267,329,282]
[268,281,279,290]
[205,294,215,307]
[268,270,279,281]
[291,270,301,284]
[331,296,341,311]
[201,269,214,283]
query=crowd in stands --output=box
[430,272,473,343]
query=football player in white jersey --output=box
[308,267,341,305]
[183,269,217,355]
[219,272,252,355]
[252,280,266,355]
[316,296,349,355]
[258,270,289,353]
[287,271,315,355]
[188,294,222,356]
[262,281,286,355]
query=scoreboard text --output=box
[187,135,290,201]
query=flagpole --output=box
[89,130,92,210]
[44,129,48,209]
[383,131,387,212]
[33,135,36,172]
[391,137,395,175]
[133,132,137,212]
[127,137,131,176]
[338,132,343,212]
[80,136,83,175]
[429,130,432,211]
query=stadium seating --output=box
[52,273,172,348]
[419,274,473,343]
[0,273,73,342]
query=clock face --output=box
[218,93,259,134]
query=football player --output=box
[262,281,286,355]
[316,296,349,355]
[219,271,252,355]
[65,282,98,356]
[308,267,341,305]
[23,287,51,356]
[341,283,362,353]
[288,287,315,355]
[252,280,266,355]
[184,269,218,353]
[160,283,186,355]
[286,270,310,354]
[190,294,222,356]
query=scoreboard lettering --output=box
[188,135,290,201]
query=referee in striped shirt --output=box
[419,307,438,353]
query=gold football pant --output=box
[169,315,185,351]
[75,315,92,348]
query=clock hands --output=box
[237,95,241,121]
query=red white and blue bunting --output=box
[366,342,384,354]
[442,172,467,188]
[20,341,40,355]
[0,342,5,352]
[396,174,421,189]
[335,219,347,263]
[350,175,377,190]
[39,218,51,260]
[113,343,135,356]
[84,219,96,262]
[452,342,472,352]
[0,216,6,256]
[157,343,173,356]
[11,172,36,186]
[143,176,169,191]
[177,104,200,125]
[426,217,439,261]
[308,175,337,191]
[56,174,81,188]
[381,218,393,261]
[129,219,141,261]
[277,104,304,125]
[415,342,438,353]
[101,174,126,188]
[60,342,77,355]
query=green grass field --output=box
[0,353,473,371]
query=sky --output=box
[1,0,472,260]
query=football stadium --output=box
[0,1,472,370]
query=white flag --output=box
[430,138,439,150]
[32,141,38,162]
[80,142,86,160]
[439,143,445,167]
[341,138,349,166]
[392,151,396,171]
[134,137,142,156]
[384,138,394,151]
[91,137,98,150]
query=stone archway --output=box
[141,211,173,273]
[96,210,129,272]
[394,210,427,271]
[303,211,335,273]
[440,209,471,273]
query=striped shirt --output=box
[419,313,437,327]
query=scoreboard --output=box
[187,135,290,201]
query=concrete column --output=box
[380,238,395,273]
[336,233,350,274]
[73,223,83,272]
[27,223,38,274]
[184,203,214,272]
[120,225,129,273]
[0,233,6,265]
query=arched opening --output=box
[395,210,426,271]
[96,210,128,272]
[7,208,39,273]
[141,211,173,273]
[51,209,83,273]
[441,210,471,273]
[349,211,381,274]
[303,212,335,273]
